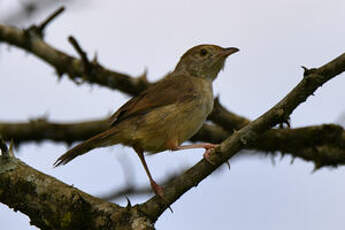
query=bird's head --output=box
[174,44,239,81]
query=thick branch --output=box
[0,118,108,145]
[0,154,154,230]
[0,118,226,145]
[208,97,250,131]
[251,124,345,168]
[139,52,345,220]
[1,118,345,167]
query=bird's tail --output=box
[54,127,120,167]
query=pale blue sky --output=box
[1,0,345,229]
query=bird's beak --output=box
[221,47,240,57]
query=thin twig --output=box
[37,6,65,33]
[68,36,89,65]
[1,0,65,25]
[68,35,92,75]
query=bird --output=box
[54,44,239,197]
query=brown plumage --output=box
[54,44,239,197]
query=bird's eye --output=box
[200,49,207,56]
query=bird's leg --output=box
[170,142,219,164]
[134,146,164,198]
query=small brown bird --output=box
[54,44,239,197]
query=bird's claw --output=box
[202,144,219,165]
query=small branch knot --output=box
[136,68,149,88]
[301,65,317,78]
[239,130,257,145]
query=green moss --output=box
[61,212,72,227]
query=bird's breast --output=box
[174,78,214,143]
[128,78,214,153]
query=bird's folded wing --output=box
[109,75,196,126]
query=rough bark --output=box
[0,153,154,230]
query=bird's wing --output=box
[109,75,196,126]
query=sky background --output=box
[1,0,345,229]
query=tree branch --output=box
[0,23,149,95]
[1,117,345,168]
[0,149,154,229]
[0,118,108,145]
[138,52,345,221]
[208,97,250,131]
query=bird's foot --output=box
[202,143,219,165]
[150,180,174,212]
[150,180,164,198]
